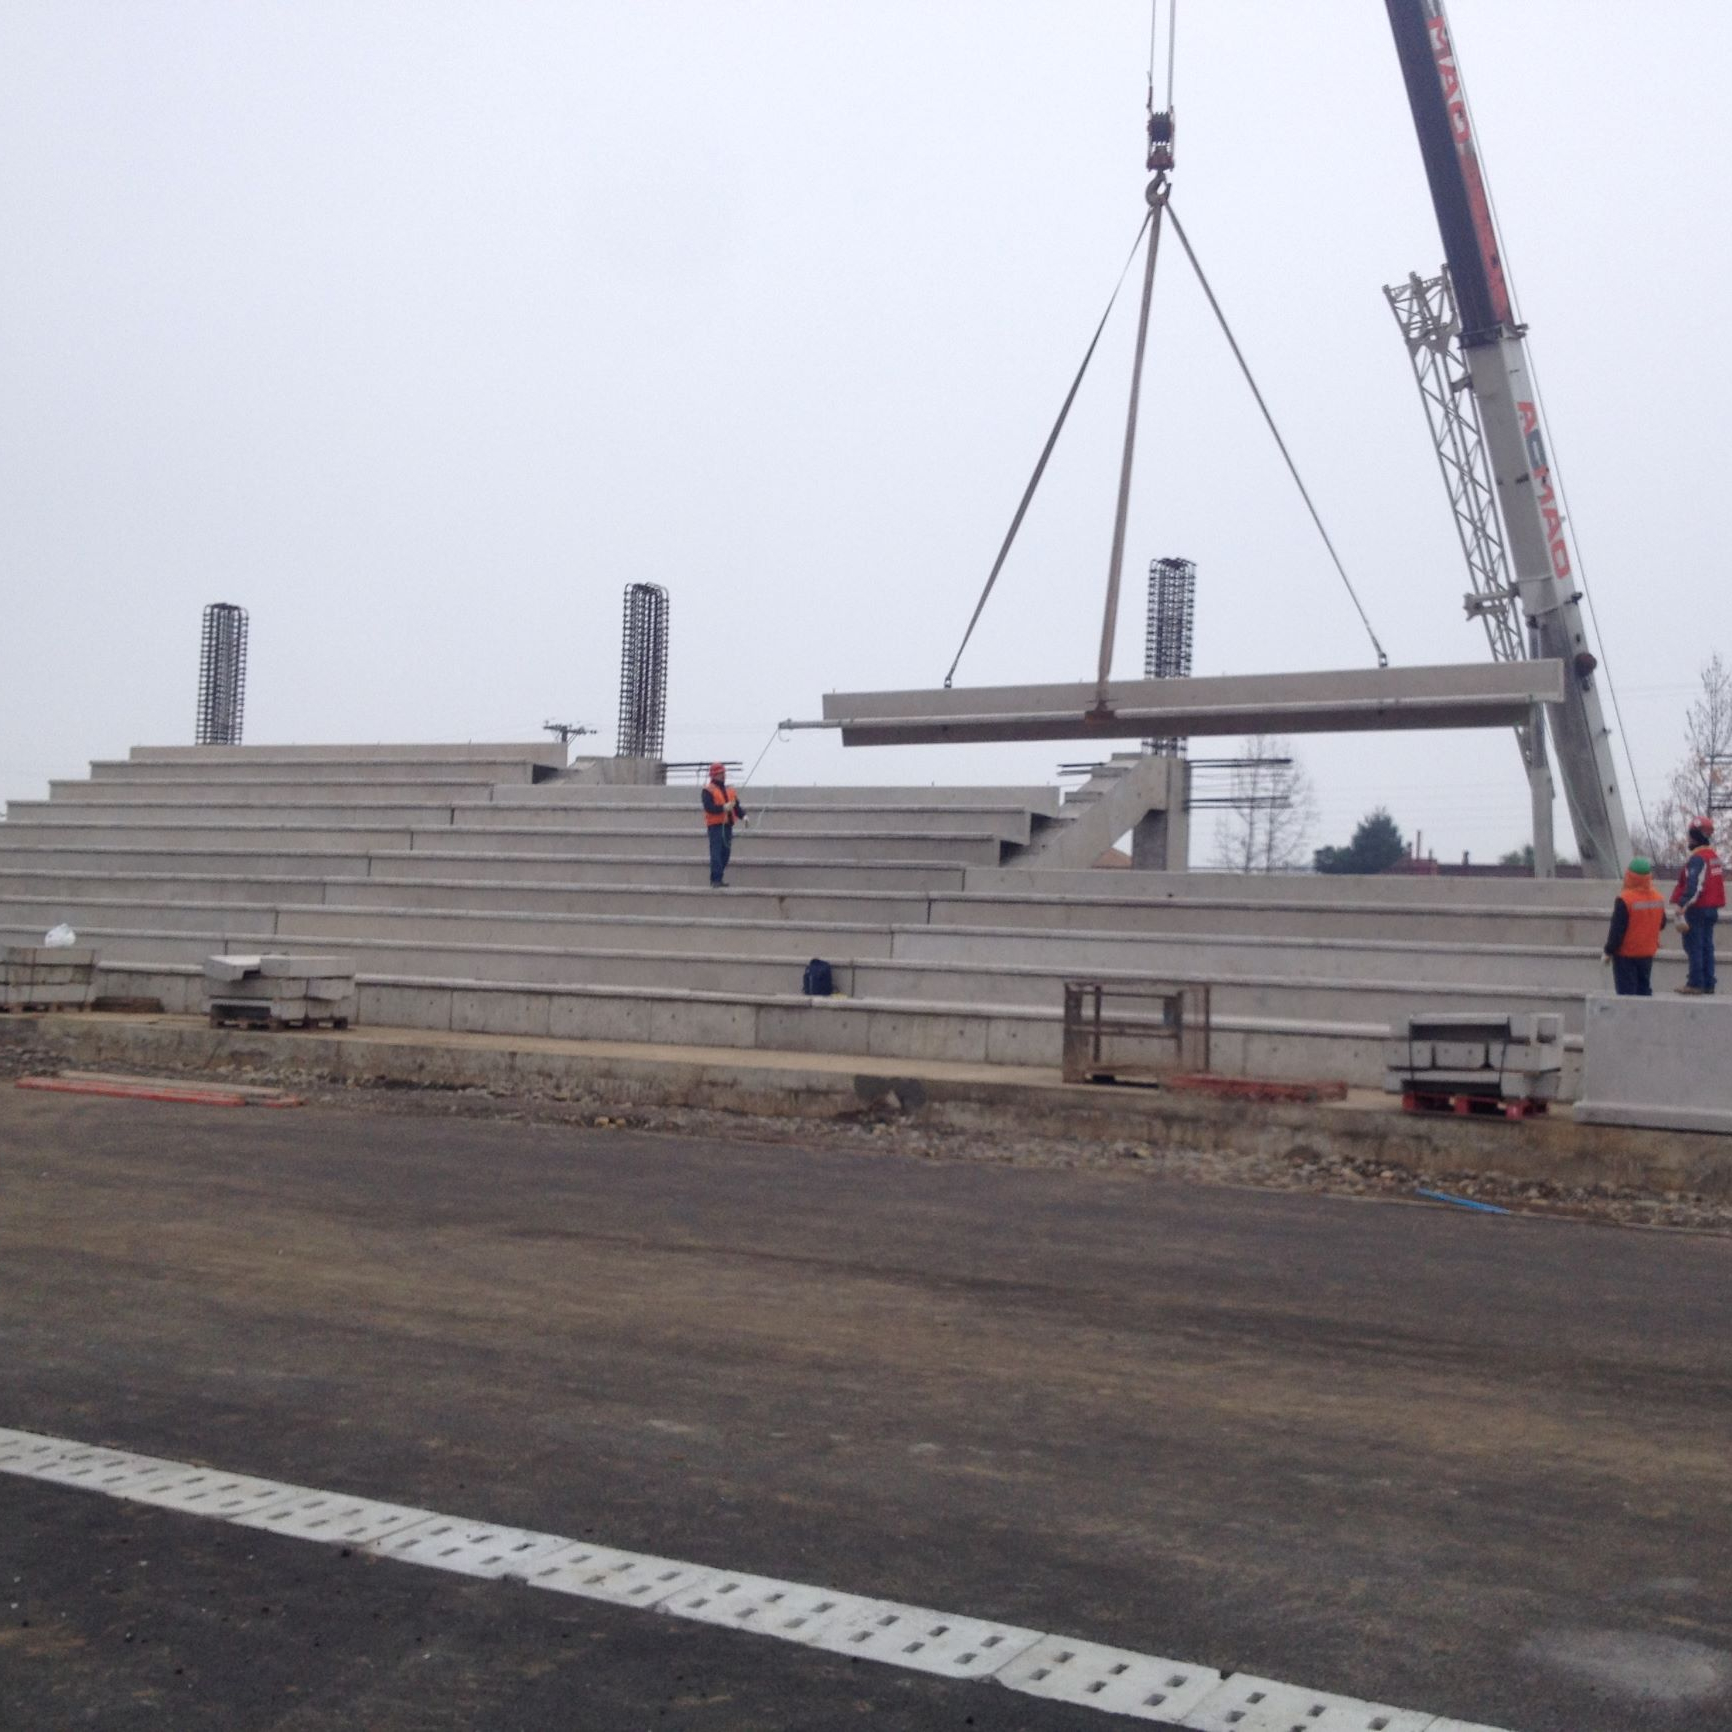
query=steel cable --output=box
[943,209,1154,688]
[1167,204,1389,669]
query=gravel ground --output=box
[4,1028,1728,1236]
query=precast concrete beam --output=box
[811,661,1566,746]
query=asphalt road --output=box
[1,1085,1729,1730]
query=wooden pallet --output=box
[1402,1089,1548,1122]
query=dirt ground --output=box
[3,1028,1727,1235]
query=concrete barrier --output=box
[1575,995,1732,1134]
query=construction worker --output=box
[1671,815,1724,995]
[701,761,746,888]
[1601,856,1666,997]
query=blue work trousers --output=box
[1611,955,1653,997]
[708,824,733,886]
[1683,907,1718,992]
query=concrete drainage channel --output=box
[3,1011,1730,1215]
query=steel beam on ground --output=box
[798,661,1565,747]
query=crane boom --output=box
[1384,0,1630,876]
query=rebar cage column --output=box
[195,603,248,745]
[1143,557,1195,756]
[615,582,669,760]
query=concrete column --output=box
[1131,759,1190,870]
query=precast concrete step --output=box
[52,780,517,805]
[432,821,1005,864]
[126,742,569,769]
[967,865,1610,909]
[0,918,1603,1036]
[0,820,421,852]
[0,869,935,925]
[15,800,473,828]
[0,863,1603,949]
[39,787,1038,843]
[0,891,1625,994]
[0,844,966,893]
[0,844,379,878]
[477,799,1037,841]
[91,760,542,784]
[930,890,1610,948]
[888,921,1636,992]
[0,896,902,960]
[0,819,999,866]
[0,869,340,907]
[74,958,1576,1089]
[529,783,1065,816]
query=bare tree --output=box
[1635,653,1731,867]
[1211,734,1317,873]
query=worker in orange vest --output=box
[701,761,747,888]
[1671,815,1724,995]
[1601,856,1666,997]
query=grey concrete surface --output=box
[126,741,571,767]
[1577,994,1732,1134]
[962,866,1611,908]
[0,820,1006,866]
[2,750,1631,1091]
[58,778,519,802]
[1,1086,1727,1731]
[527,782,1066,814]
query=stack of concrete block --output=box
[1,945,97,1012]
[1384,1010,1563,1103]
[1575,995,1732,1135]
[204,954,356,1030]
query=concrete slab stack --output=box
[1,945,97,1012]
[204,954,357,1030]
[0,743,1648,1091]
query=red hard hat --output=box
[709,761,725,778]
[1691,814,1715,837]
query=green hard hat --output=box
[1629,855,1652,875]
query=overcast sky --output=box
[3,1,1727,864]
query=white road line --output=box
[0,1425,1514,1732]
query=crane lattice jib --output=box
[1384,272,1521,669]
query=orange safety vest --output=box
[703,781,737,827]
[1614,882,1665,958]
[1676,844,1727,911]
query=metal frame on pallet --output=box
[1061,981,1210,1085]
[616,583,670,761]
[194,603,248,746]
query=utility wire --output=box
[943,209,1154,688]
[1167,204,1389,669]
